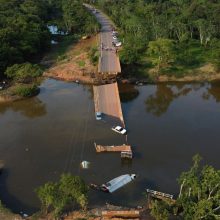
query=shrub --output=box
[88,47,99,65]
[5,63,42,82]
[36,174,88,218]
[15,84,39,97]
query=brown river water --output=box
[0,78,220,214]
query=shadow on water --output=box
[144,82,220,118]
[0,98,47,118]
[118,83,139,103]
[0,169,37,214]
[145,83,198,117]
[202,81,220,102]
[102,114,125,128]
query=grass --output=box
[77,60,86,67]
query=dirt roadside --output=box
[43,35,99,84]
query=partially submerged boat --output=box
[81,161,90,169]
[100,174,136,193]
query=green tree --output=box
[36,174,88,217]
[149,154,220,219]
[5,63,42,82]
[151,200,169,220]
[148,38,176,73]
[177,154,220,219]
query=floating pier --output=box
[146,188,176,204]
[94,143,133,159]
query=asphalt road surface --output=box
[84,4,121,74]
[93,83,124,126]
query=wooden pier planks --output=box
[95,144,131,153]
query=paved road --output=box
[85,4,124,127]
[84,4,121,74]
[93,83,124,126]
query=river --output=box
[0,79,220,214]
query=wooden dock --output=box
[95,143,131,152]
[94,143,133,159]
[146,189,176,204]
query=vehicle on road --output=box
[95,112,102,120]
[112,126,127,135]
[112,31,118,36]
[113,36,117,40]
[115,42,122,47]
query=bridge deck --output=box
[93,82,124,126]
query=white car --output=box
[112,126,127,135]
[113,36,117,40]
[95,112,102,120]
[115,42,122,47]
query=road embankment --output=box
[43,35,99,84]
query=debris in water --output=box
[81,161,90,169]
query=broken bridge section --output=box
[93,82,124,127]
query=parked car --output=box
[112,126,127,135]
[112,31,118,36]
[113,36,117,40]
[115,42,122,47]
[95,112,102,120]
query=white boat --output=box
[81,161,90,169]
[101,174,136,193]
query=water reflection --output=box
[145,84,192,116]
[0,98,47,118]
[118,84,139,103]
[202,82,220,102]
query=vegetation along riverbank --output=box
[0,155,219,219]
[0,0,99,102]
[2,0,220,103]
[88,0,220,82]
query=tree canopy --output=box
[149,155,220,220]
[90,0,220,71]
[0,0,99,78]
[177,155,220,219]
[36,173,88,217]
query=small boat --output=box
[81,161,90,169]
[101,174,136,193]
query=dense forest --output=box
[89,0,220,78]
[0,0,99,79]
